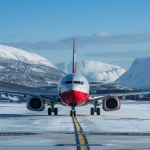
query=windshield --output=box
[73,81,84,85]
[62,81,84,85]
[66,81,72,84]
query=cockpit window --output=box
[73,81,84,85]
[62,81,84,85]
[80,81,84,85]
[62,81,72,84]
[73,81,80,84]
[66,81,72,84]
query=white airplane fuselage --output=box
[57,73,90,106]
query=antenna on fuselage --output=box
[72,38,76,73]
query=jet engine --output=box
[102,95,121,111]
[27,96,45,111]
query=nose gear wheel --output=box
[70,105,76,116]
[70,111,76,116]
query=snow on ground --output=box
[0,100,150,149]
[0,100,150,132]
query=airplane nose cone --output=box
[59,90,89,106]
[71,90,81,103]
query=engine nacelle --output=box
[102,95,121,111]
[27,96,45,111]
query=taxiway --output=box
[0,100,150,150]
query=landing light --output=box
[24,95,27,99]
[122,95,126,99]
[139,94,143,98]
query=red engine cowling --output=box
[102,95,121,111]
[27,96,45,111]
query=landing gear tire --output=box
[91,108,94,115]
[70,111,72,116]
[54,108,58,115]
[74,111,76,116]
[70,111,76,116]
[97,108,100,115]
[48,108,51,115]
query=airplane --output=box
[0,39,150,116]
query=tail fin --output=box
[72,38,76,73]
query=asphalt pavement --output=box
[0,101,150,150]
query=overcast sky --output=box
[0,0,150,70]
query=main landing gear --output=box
[91,101,100,115]
[48,101,58,115]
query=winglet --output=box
[72,38,76,73]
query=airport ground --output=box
[0,100,150,150]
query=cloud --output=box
[109,60,134,70]
[54,13,60,19]
[1,32,150,50]
[5,34,18,38]
[82,50,150,70]
[82,50,150,59]
[2,41,72,50]
[1,41,31,49]
[93,32,110,37]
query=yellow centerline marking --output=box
[73,115,81,132]
[72,115,87,150]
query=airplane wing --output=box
[88,90,150,102]
[41,84,58,87]
[0,90,59,102]
[89,82,118,87]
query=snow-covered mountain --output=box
[0,44,57,69]
[0,45,65,87]
[56,61,126,82]
[116,57,150,90]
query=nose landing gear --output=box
[70,110,76,116]
[48,101,58,115]
[91,101,100,115]
[69,103,77,116]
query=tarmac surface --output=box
[0,100,150,150]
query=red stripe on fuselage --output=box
[59,90,89,106]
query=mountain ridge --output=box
[0,44,57,69]
[0,44,65,87]
[56,60,126,82]
[115,57,150,90]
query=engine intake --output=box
[102,95,121,111]
[27,96,45,111]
